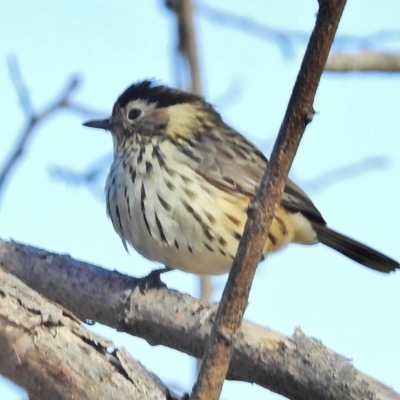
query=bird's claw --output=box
[137,267,171,293]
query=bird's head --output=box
[83,80,221,150]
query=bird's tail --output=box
[312,224,399,273]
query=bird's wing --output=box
[189,127,326,224]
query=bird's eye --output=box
[127,108,143,121]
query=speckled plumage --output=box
[83,80,399,274]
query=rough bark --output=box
[0,266,177,400]
[0,238,398,400]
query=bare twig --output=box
[7,57,34,116]
[0,57,98,206]
[326,50,400,72]
[198,3,305,57]
[190,1,347,399]
[166,0,202,93]
[1,238,398,400]
[49,153,112,199]
[199,4,400,57]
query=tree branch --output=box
[0,266,177,400]
[166,0,201,92]
[198,4,400,58]
[1,238,398,400]
[325,50,400,72]
[190,1,348,399]
[0,57,100,206]
[167,0,202,94]
[198,3,304,57]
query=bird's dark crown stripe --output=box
[116,80,202,109]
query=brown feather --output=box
[312,224,399,273]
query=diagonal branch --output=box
[190,1,348,399]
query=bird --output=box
[83,80,399,278]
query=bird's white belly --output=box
[106,160,240,275]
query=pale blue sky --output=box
[1,1,399,399]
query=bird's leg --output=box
[137,266,172,293]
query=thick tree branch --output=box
[0,267,177,400]
[191,2,347,399]
[0,239,398,400]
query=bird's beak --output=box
[83,118,112,130]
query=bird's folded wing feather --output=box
[190,129,326,225]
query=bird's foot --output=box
[137,267,172,293]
